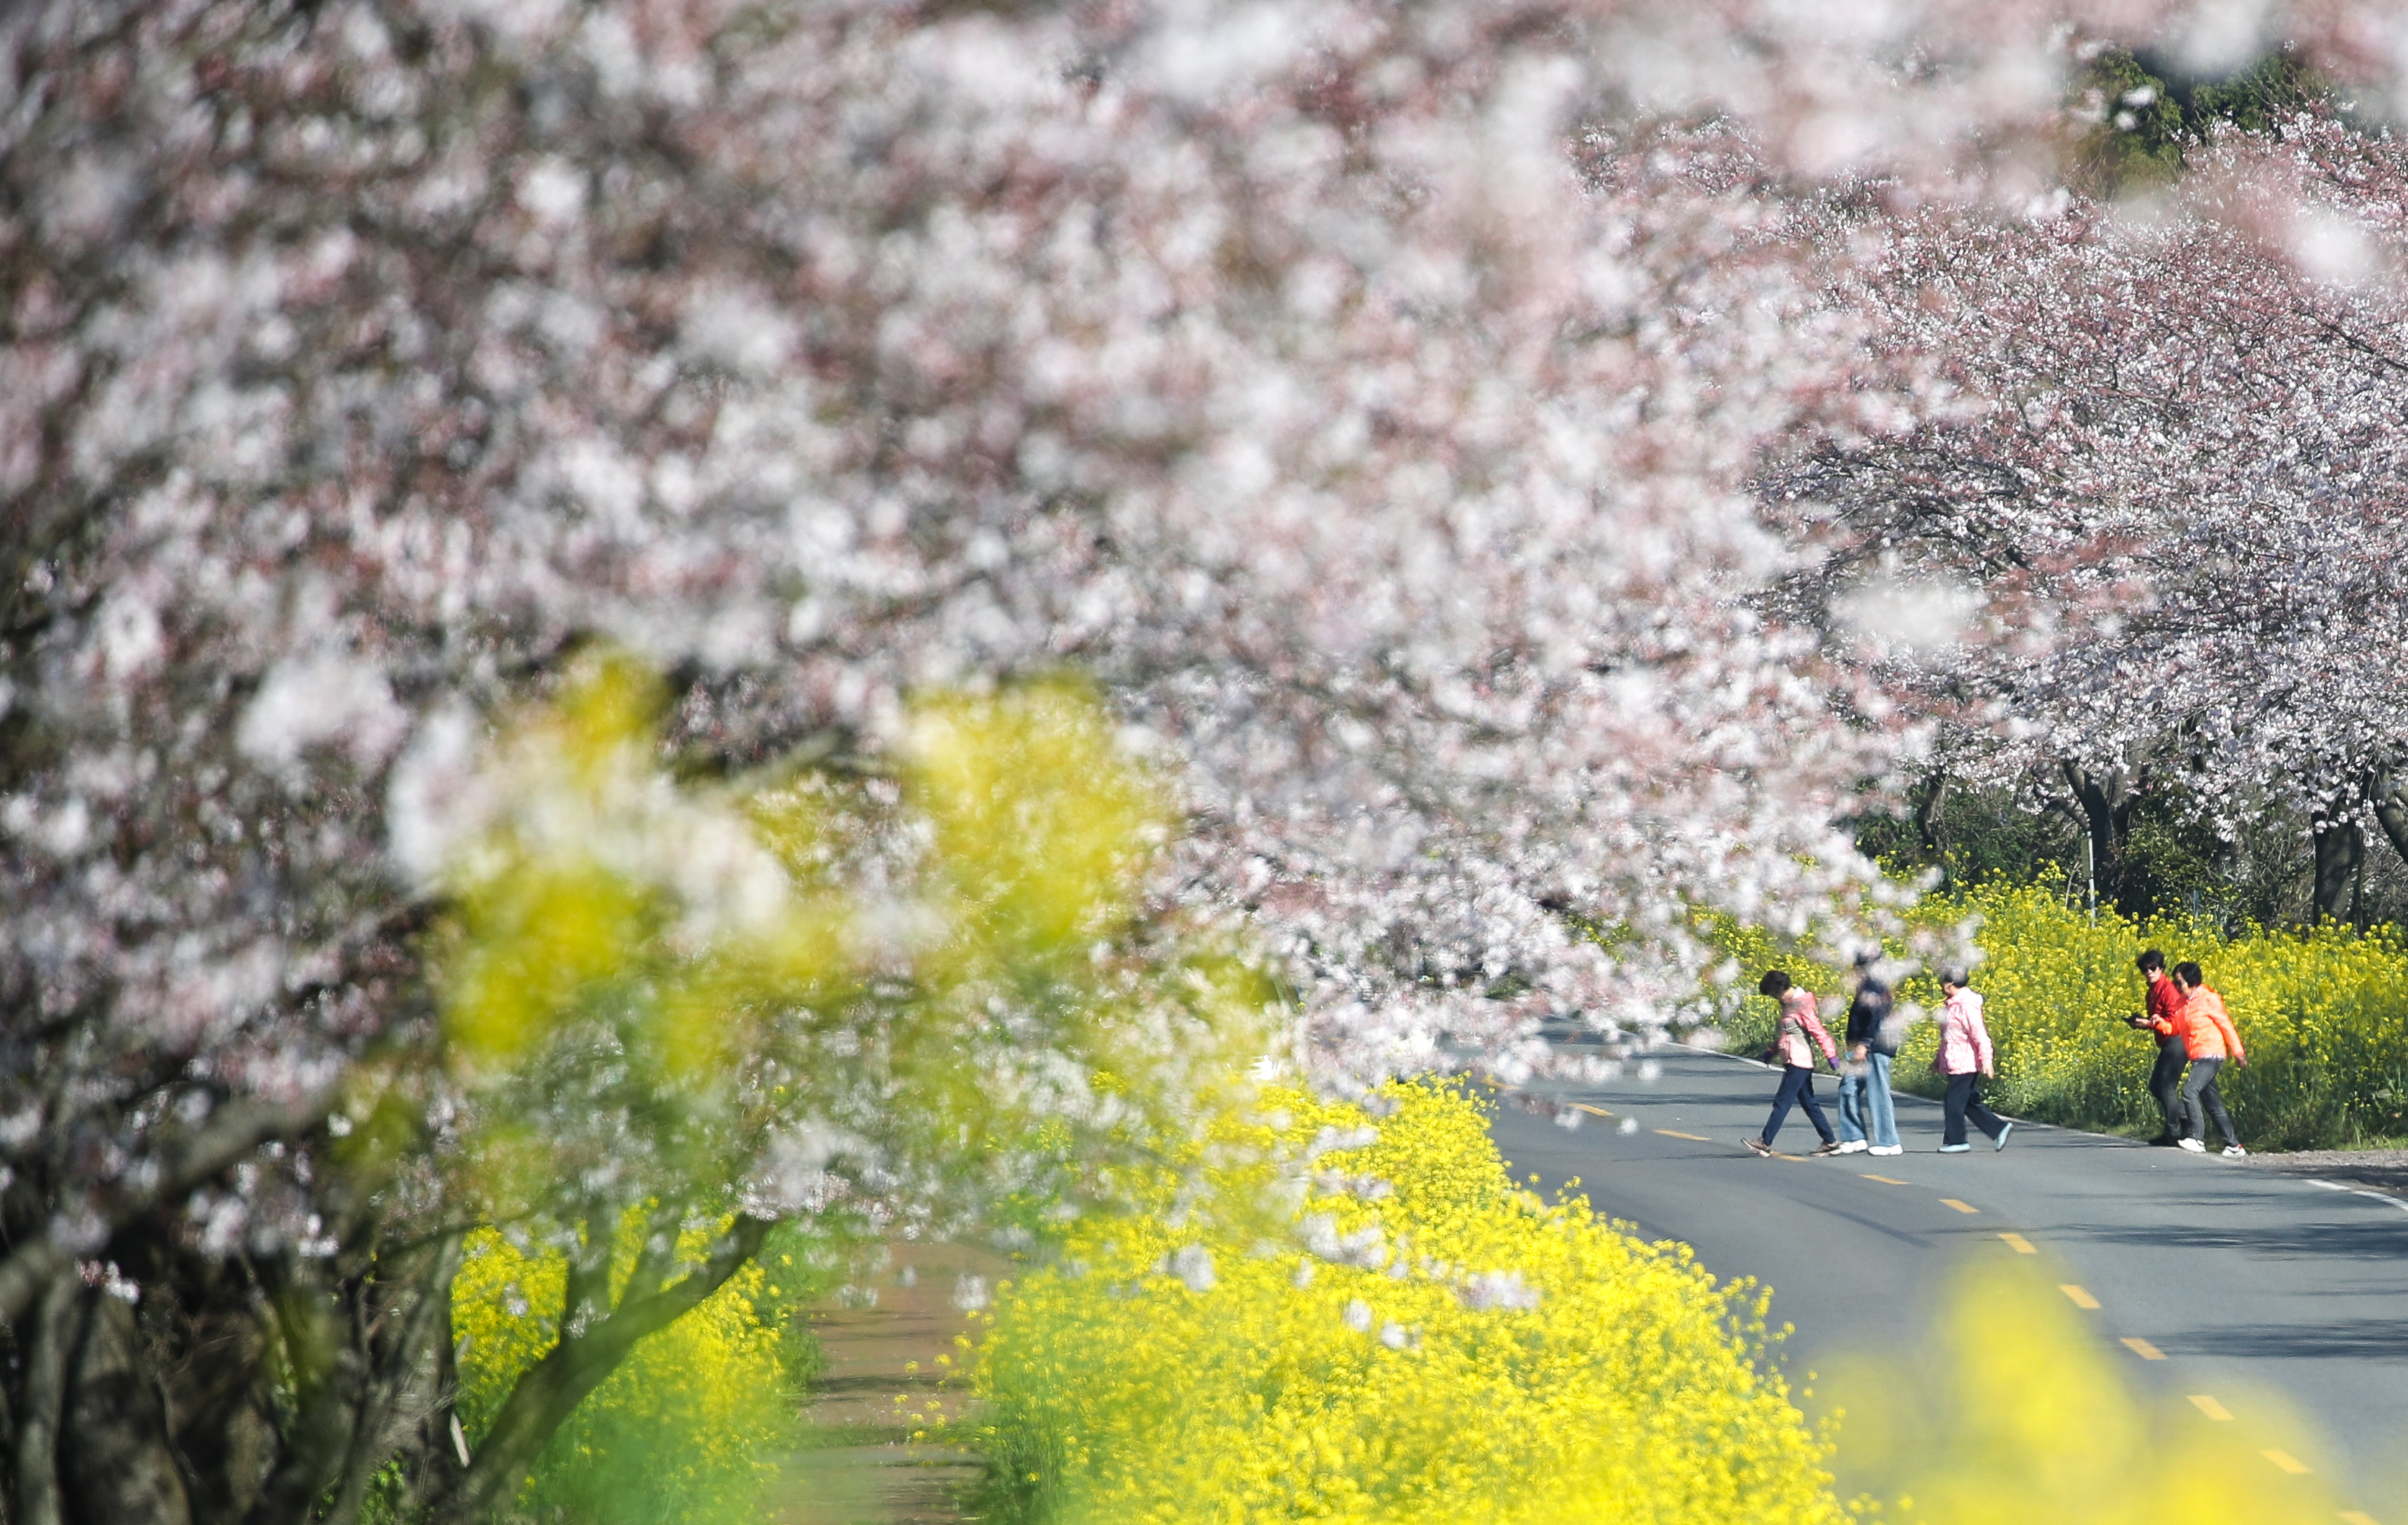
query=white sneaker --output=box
[1938,1143,1972,1153]
[1867,1144,1903,1156]
[1836,1140,1869,1154]
[2222,1144,2247,1158]
[2177,1138,2206,1153]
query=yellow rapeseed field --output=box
[956,1082,1845,1525]
[1709,882,2408,1148]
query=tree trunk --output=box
[321,1233,462,1525]
[61,1291,193,1525]
[241,1268,364,1525]
[2372,770,2408,872]
[14,1276,77,1525]
[163,1295,275,1525]
[2312,817,2365,923]
[2061,760,2140,916]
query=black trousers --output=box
[1760,1064,1835,1147]
[2182,1056,2238,1147]
[1943,1073,2006,1146]
[2148,1039,2187,1137]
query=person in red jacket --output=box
[2123,949,2187,1146]
[2161,961,2248,1157]
[1745,970,1842,1157]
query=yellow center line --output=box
[2263,1450,2311,1475]
[2188,1394,2232,1420]
[1998,1233,2036,1254]
[1571,1102,1614,1118]
[1861,1174,1910,1186]
[2121,1337,2166,1360]
[1656,1130,1709,1141]
[2059,1284,2100,1309]
[1939,1198,1979,1214]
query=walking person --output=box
[1745,970,1842,1158]
[1835,950,1903,1157]
[2161,960,2248,1157]
[1934,969,2013,1153]
[2125,949,2187,1146]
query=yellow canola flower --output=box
[965,1082,1843,1525]
[451,1218,795,1525]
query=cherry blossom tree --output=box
[1770,108,2408,918]
[6,0,2407,1520]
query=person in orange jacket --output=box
[2157,960,2247,1157]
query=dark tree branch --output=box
[322,1232,462,1525]
[240,1263,364,1525]
[0,1089,336,1324]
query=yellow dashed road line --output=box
[1861,1174,1910,1185]
[1939,1198,1979,1214]
[2121,1337,2165,1360]
[1571,1102,1614,1118]
[2263,1450,2311,1475]
[2189,1394,2233,1420]
[1656,1130,1709,1142]
[1998,1232,2036,1254]
[2059,1284,2101,1309]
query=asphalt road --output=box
[1492,1044,2408,1514]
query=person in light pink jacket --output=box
[1745,970,1841,1157]
[1934,969,2013,1153]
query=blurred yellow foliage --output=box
[1832,1260,2343,1524]
[908,678,1165,964]
[428,655,1262,1513]
[960,1082,1843,1525]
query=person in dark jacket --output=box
[1834,950,1902,1156]
[2123,949,2186,1146]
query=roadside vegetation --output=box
[955,1081,1844,1525]
[1706,880,2408,1151]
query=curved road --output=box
[1492,1043,2408,1517]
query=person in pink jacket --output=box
[1745,970,1842,1157]
[1934,969,2013,1153]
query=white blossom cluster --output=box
[1770,109,2408,883]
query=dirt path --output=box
[765,1243,1009,1525]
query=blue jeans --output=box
[1837,1052,1898,1148]
[1760,1065,1835,1148]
